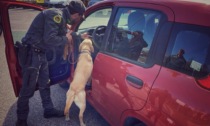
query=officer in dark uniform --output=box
[16,1,86,126]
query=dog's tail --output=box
[64,89,76,115]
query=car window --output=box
[164,24,210,78]
[78,8,112,59]
[8,6,40,43]
[106,8,162,64]
[78,8,112,33]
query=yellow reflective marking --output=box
[53,15,61,23]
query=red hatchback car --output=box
[1,0,210,126]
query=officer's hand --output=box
[66,32,73,44]
[81,32,91,39]
[66,24,72,31]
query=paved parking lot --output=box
[0,34,17,125]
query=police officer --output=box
[16,1,86,126]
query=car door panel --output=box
[0,1,43,96]
[91,53,160,125]
[1,1,71,96]
[88,2,175,125]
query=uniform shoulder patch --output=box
[53,15,61,23]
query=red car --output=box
[1,0,210,126]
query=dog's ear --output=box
[79,43,82,52]
[88,40,94,53]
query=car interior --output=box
[77,8,112,60]
[106,8,162,64]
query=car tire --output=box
[133,123,146,126]
[124,118,146,126]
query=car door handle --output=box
[126,75,143,88]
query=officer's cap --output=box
[67,0,86,15]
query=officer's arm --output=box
[43,13,68,46]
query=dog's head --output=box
[79,39,94,53]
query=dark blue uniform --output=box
[17,8,70,120]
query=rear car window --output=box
[164,23,210,78]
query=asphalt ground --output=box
[2,85,110,126]
[0,34,17,125]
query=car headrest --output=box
[128,11,145,32]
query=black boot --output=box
[16,119,28,126]
[44,108,64,118]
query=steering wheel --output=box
[92,25,106,50]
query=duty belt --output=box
[31,45,45,54]
[34,48,44,53]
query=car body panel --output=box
[104,0,210,26]
[84,0,210,126]
[145,67,210,126]
[88,53,161,126]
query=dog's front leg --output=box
[65,114,70,121]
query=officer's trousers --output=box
[17,49,54,120]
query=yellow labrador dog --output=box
[64,39,94,126]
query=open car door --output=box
[0,0,72,97]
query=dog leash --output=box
[66,38,76,83]
[67,50,78,65]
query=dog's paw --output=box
[65,115,70,121]
[80,123,86,126]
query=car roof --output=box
[1,0,210,26]
[102,0,210,27]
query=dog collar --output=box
[80,49,91,55]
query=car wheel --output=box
[124,117,146,126]
[133,123,146,126]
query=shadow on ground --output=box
[3,84,110,126]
